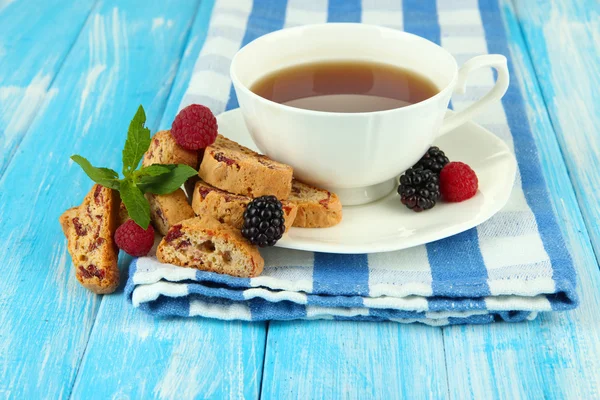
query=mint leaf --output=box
[136,164,175,178]
[122,105,151,178]
[138,164,197,194]
[120,180,150,229]
[71,155,120,190]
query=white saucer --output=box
[217,109,517,254]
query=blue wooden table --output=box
[1,0,599,398]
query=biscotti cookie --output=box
[60,207,78,236]
[145,189,195,236]
[156,216,264,278]
[289,180,343,228]
[198,135,293,200]
[59,185,120,294]
[191,180,297,231]
[142,130,199,169]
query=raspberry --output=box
[114,220,155,257]
[439,162,478,202]
[171,104,218,150]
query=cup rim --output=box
[230,23,459,116]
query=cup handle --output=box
[439,54,509,136]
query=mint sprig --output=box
[122,105,151,178]
[119,180,150,229]
[71,105,197,229]
[70,155,121,190]
[138,165,197,194]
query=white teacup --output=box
[230,23,509,205]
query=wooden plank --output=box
[72,1,268,398]
[72,302,266,399]
[159,0,216,130]
[261,320,448,399]
[0,1,200,398]
[0,0,96,176]
[441,1,600,399]
[514,0,600,265]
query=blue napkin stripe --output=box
[250,298,308,321]
[328,0,361,23]
[225,0,288,111]
[403,0,440,44]
[428,230,491,298]
[194,269,251,288]
[478,0,577,301]
[313,253,370,296]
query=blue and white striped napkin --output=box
[126,0,578,325]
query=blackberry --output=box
[398,168,441,212]
[241,195,285,247]
[413,146,449,173]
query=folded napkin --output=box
[126,0,578,325]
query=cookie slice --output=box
[191,179,297,232]
[142,130,199,169]
[156,216,264,278]
[198,135,293,200]
[145,189,195,236]
[60,207,78,236]
[59,185,120,294]
[288,180,343,228]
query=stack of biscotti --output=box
[153,133,343,278]
[194,134,342,228]
[139,130,272,278]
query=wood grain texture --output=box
[441,1,600,399]
[72,298,266,399]
[261,321,448,399]
[0,0,96,176]
[513,0,600,266]
[72,2,268,399]
[159,0,216,130]
[0,0,199,398]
